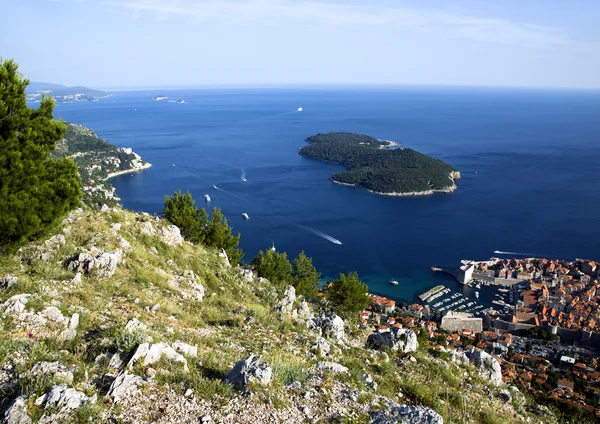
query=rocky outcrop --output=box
[225,354,273,390]
[67,250,121,278]
[128,343,189,372]
[313,361,349,374]
[2,396,31,424]
[469,350,502,386]
[0,294,31,315]
[124,318,147,333]
[159,225,184,246]
[36,384,96,424]
[367,328,418,353]
[309,315,345,342]
[296,300,313,319]
[172,340,198,358]
[219,249,231,268]
[178,270,205,302]
[371,402,444,424]
[31,361,75,385]
[108,372,147,401]
[279,286,296,314]
[1,275,18,290]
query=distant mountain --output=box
[26,81,110,103]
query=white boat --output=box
[270,241,276,252]
[154,96,168,100]
[242,213,249,220]
[204,194,211,202]
[297,107,303,111]
[390,280,399,286]
[474,291,479,298]
[213,184,217,189]
[475,283,481,289]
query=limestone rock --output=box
[225,354,274,389]
[159,224,183,246]
[469,350,502,386]
[1,274,18,290]
[239,269,253,283]
[31,362,75,385]
[367,328,418,353]
[363,373,378,390]
[128,343,188,372]
[280,286,296,314]
[309,315,345,342]
[0,294,31,315]
[312,337,333,357]
[219,249,231,268]
[37,384,95,423]
[296,301,313,319]
[498,389,511,403]
[313,362,349,374]
[67,250,121,278]
[45,234,66,246]
[108,372,147,402]
[140,221,156,236]
[40,307,68,327]
[2,396,31,424]
[68,313,80,330]
[111,223,122,231]
[124,318,147,333]
[371,403,444,424]
[172,340,198,358]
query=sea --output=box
[51,86,600,307]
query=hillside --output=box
[0,206,562,423]
[51,123,151,208]
[26,82,109,103]
[300,132,460,196]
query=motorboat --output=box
[475,291,480,298]
[390,280,399,286]
[204,194,211,202]
[242,213,249,219]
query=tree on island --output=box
[292,251,321,298]
[325,272,370,318]
[0,59,81,250]
[163,191,243,265]
[251,249,292,287]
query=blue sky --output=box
[2,0,599,88]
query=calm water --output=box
[53,87,600,304]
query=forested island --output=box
[299,132,460,196]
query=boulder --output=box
[239,269,253,283]
[312,337,333,357]
[0,294,31,315]
[108,372,147,401]
[225,354,274,389]
[280,286,296,314]
[36,385,95,424]
[367,328,418,353]
[40,307,68,327]
[313,362,349,374]
[296,301,313,319]
[67,250,121,278]
[140,221,156,236]
[128,343,188,372]
[1,274,18,290]
[45,234,66,246]
[363,373,378,391]
[371,402,444,424]
[172,340,198,358]
[30,362,75,385]
[2,396,31,424]
[68,313,79,330]
[498,389,511,403]
[159,225,183,246]
[219,249,231,268]
[124,318,147,333]
[309,315,345,342]
[469,350,502,386]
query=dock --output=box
[419,284,446,302]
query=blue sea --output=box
[52,86,600,305]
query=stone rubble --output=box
[225,354,274,389]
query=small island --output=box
[26,82,109,103]
[299,132,460,196]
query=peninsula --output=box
[299,132,460,196]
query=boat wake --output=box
[240,169,247,182]
[493,250,541,257]
[295,225,342,245]
[213,185,248,202]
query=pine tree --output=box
[163,190,207,243]
[292,251,321,298]
[0,59,81,249]
[204,207,242,265]
[325,272,370,318]
[252,249,292,287]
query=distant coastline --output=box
[105,162,152,180]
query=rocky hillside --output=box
[0,207,562,423]
[52,124,151,208]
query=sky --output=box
[2,0,600,89]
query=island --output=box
[299,132,460,196]
[26,82,109,103]
[51,123,151,207]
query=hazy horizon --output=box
[4,0,600,89]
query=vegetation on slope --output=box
[300,132,459,195]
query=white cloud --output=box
[100,0,573,48]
